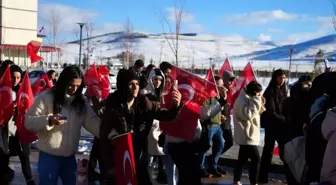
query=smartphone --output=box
[59,115,67,120]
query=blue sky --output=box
[38,0,335,44]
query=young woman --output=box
[47,70,57,86]
[233,81,265,185]
[0,65,35,185]
[25,65,101,185]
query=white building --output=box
[0,0,58,67]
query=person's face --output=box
[152,76,162,89]
[224,78,234,89]
[256,91,262,97]
[136,67,143,72]
[51,72,56,80]
[67,78,82,96]
[277,75,286,86]
[12,72,21,87]
[302,80,312,89]
[216,79,224,88]
[128,80,139,98]
[163,68,172,78]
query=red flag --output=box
[84,64,100,98]
[273,146,279,156]
[0,67,14,126]
[218,58,232,77]
[27,40,43,63]
[97,65,110,100]
[205,68,218,97]
[230,62,257,108]
[31,73,53,96]
[160,65,217,141]
[113,132,138,185]
[16,73,37,144]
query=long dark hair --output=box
[52,65,85,115]
[268,69,287,97]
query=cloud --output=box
[268,28,283,33]
[39,3,99,33]
[222,10,297,25]
[278,16,334,45]
[258,34,272,42]
[187,23,204,33]
[165,7,195,22]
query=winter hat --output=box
[222,70,235,81]
[117,68,139,92]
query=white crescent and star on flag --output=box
[123,150,135,185]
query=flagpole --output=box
[288,48,293,85]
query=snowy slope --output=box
[56,32,276,66]
[50,32,336,72]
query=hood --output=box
[141,69,165,98]
[309,94,329,119]
[322,108,336,140]
[116,68,139,101]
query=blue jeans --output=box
[38,151,77,185]
[200,124,225,169]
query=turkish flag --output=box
[230,62,257,108]
[273,146,279,156]
[205,68,218,97]
[84,64,110,99]
[160,65,217,141]
[0,67,14,126]
[97,65,110,100]
[31,73,53,96]
[113,132,138,185]
[218,58,232,77]
[16,73,37,144]
[27,40,43,63]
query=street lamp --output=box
[77,23,85,68]
[209,57,213,68]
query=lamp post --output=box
[77,23,85,68]
[209,57,213,68]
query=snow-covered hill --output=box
[50,32,336,72]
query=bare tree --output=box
[159,0,187,66]
[122,18,134,68]
[44,6,63,68]
[84,20,95,69]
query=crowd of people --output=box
[0,58,335,185]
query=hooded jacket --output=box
[99,69,182,183]
[233,90,265,146]
[141,69,166,156]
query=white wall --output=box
[0,0,40,45]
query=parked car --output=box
[109,73,117,89]
[28,70,46,84]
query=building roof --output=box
[0,44,61,52]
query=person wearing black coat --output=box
[304,72,336,184]
[258,69,288,184]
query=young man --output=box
[221,70,236,154]
[130,59,147,89]
[199,76,228,178]
[99,68,182,185]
